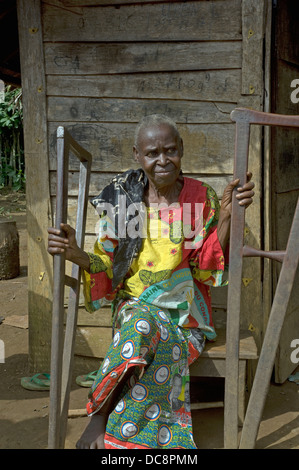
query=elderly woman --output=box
[48,114,255,449]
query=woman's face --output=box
[133,123,183,189]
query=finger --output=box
[236,189,255,200]
[238,197,253,207]
[48,242,69,252]
[47,245,65,254]
[224,178,240,193]
[60,222,75,234]
[48,226,73,242]
[237,181,255,192]
[246,171,252,182]
[47,227,62,236]
[48,233,69,244]
[230,178,240,187]
[48,236,69,246]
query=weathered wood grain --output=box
[48,122,235,173]
[44,0,205,5]
[42,1,242,42]
[271,65,299,194]
[46,70,242,103]
[274,190,299,380]
[275,0,299,67]
[241,0,265,96]
[44,41,242,75]
[47,97,235,124]
[17,0,53,373]
[270,1,299,384]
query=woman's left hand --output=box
[220,172,255,217]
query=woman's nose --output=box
[157,152,167,165]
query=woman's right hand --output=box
[48,223,91,271]
[47,223,80,263]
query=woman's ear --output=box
[180,138,184,158]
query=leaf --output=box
[139,269,172,285]
[153,270,172,283]
[169,220,183,244]
[139,270,154,285]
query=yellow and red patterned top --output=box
[82,177,228,340]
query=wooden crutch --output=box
[48,127,92,449]
[224,108,299,449]
[239,197,299,448]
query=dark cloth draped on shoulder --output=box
[90,169,148,291]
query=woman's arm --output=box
[47,223,90,272]
[217,172,255,252]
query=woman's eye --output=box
[147,151,158,158]
[145,148,176,158]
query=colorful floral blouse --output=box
[82,176,228,340]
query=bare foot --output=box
[76,367,133,449]
[76,413,108,449]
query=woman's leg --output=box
[76,301,205,449]
[76,412,108,449]
[76,367,134,449]
[76,300,158,449]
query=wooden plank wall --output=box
[17,0,53,372]
[26,0,266,367]
[271,0,299,383]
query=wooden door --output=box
[271,0,299,383]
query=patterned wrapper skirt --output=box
[86,298,206,449]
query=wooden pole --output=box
[227,107,299,449]
[224,120,250,449]
[239,198,299,448]
[59,134,91,448]
[17,0,53,372]
[48,128,69,449]
[48,127,92,449]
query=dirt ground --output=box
[0,190,298,450]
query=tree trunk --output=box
[0,220,20,279]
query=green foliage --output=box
[0,86,22,129]
[0,85,25,191]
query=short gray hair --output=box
[134,114,180,148]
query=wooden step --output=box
[202,328,258,360]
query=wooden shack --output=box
[6,0,298,383]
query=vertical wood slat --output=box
[16,0,53,371]
[262,0,273,344]
[241,0,265,96]
[60,130,92,449]
[48,128,69,450]
[224,119,250,449]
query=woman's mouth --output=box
[155,168,175,174]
